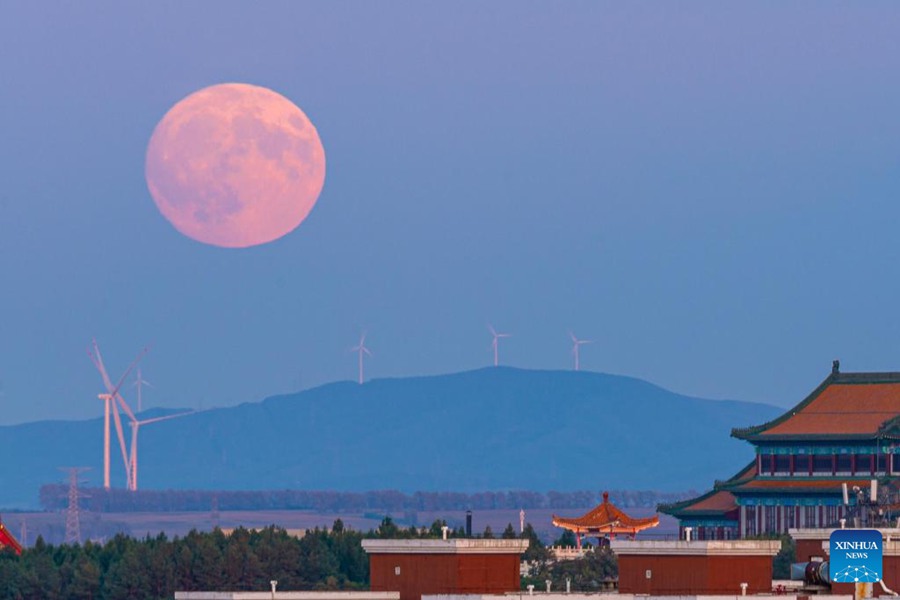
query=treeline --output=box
[0,519,549,600]
[39,487,694,513]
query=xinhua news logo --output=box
[830,529,882,583]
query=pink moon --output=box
[145,83,326,248]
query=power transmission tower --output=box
[210,494,220,528]
[59,467,90,544]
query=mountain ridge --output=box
[0,367,782,508]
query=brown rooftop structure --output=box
[732,368,900,441]
[0,518,22,556]
[362,539,528,600]
[552,491,659,549]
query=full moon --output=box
[145,83,325,248]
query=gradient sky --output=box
[2,2,900,425]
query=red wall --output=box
[618,554,773,595]
[795,539,827,563]
[369,553,520,600]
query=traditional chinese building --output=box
[661,362,900,539]
[552,491,659,548]
[0,518,22,555]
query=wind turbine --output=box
[127,410,193,491]
[132,368,153,413]
[488,324,511,367]
[569,331,592,371]
[87,340,147,489]
[351,332,372,384]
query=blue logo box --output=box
[830,529,882,583]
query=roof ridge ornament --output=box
[833,359,841,375]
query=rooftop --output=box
[361,539,529,555]
[553,492,659,535]
[610,539,782,556]
[721,478,878,494]
[175,593,399,600]
[0,521,21,556]
[733,369,900,441]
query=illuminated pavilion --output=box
[0,518,22,555]
[552,491,659,549]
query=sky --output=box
[1,2,900,425]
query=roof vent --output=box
[832,359,840,374]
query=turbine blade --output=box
[110,401,131,480]
[111,346,150,399]
[114,391,137,424]
[91,341,116,393]
[138,411,193,426]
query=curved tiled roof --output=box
[553,492,659,534]
[0,522,22,555]
[720,478,878,494]
[733,372,900,441]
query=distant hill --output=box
[0,367,782,508]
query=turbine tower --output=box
[569,331,592,371]
[351,332,372,384]
[127,411,193,491]
[87,340,147,489]
[132,367,153,413]
[488,324,510,367]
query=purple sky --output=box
[1,2,900,424]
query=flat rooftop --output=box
[610,540,781,556]
[362,539,529,554]
[175,593,400,600]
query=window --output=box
[825,505,839,526]
[854,454,873,474]
[745,506,757,536]
[765,506,778,533]
[804,506,818,528]
[775,455,791,474]
[794,455,811,474]
[878,454,890,474]
[784,506,797,530]
[836,454,852,473]
[760,454,774,474]
[814,455,833,473]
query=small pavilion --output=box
[552,492,659,549]
[0,517,22,555]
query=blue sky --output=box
[1,2,900,424]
